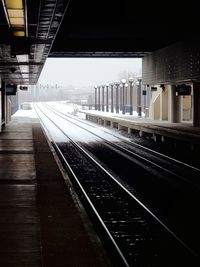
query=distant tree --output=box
[118,70,139,82]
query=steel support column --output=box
[120,85,123,111]
[115,82,120,114]
[137,78,142,117]
[129,79,133,115]
[102,85,105,111]
[106,84,109,112]
[122,84,125,114]
[98,85,101,111]
[110,82,114,113]
[94,86,97,110]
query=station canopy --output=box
[0,0,199,85]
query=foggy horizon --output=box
[38,58,142,87]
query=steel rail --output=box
[34,103,130,267]
[34,102,197,258]
[43,103,200,187]
[45,102,200,172]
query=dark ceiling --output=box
[50,0,199,57]
[0,0,199,85]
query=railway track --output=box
[34,103,200,266]
[44,102,200,186]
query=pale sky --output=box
[38,58,142,87]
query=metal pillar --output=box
[124,83,128,114]
[102,85,105,111]
[98,85,101,111]
[143,86,147,111]
[129,79,134,115]
[94,86,97,110]
[122,84,125,114]
[115,82,120,114]
[106,84,109,112]
[110,82,114,113]
[121,79,126,115]
[120,84,123,111]
[125,84,128,106]
[137,78,142,117]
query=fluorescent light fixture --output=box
[10,17,24,26]
[16,54,29,63]
[16,55,29,82]
[19,64,29,81]
[6,0,23,9]
[8,9,23,17]
[19,65,29,72]
[21,73,29,79]
[2,0,25,36]
[13,31,25,37]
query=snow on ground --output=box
[12,108,38,118]
[47,101,146,120]
[48,101,81,116]
[12,101,146,123]
[10,101,148,144]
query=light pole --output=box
[102,84,105,111]
[97,85,101,111]
[110,82,114,113]
[121,79,126,114]
[128,77,134,115]
[119,84,123,111]
[143,85,147,113]
[94,85,98,110]
[114,81,120,113]
[106,83,109,112]
[137,77,142,117]
[125,83,128,112]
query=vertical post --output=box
[159,87,163,121]
[121,79,126,115]
[106,83,109,112]
[125,83,128,114]
[192,82,200,127]
[98,85,101,111]
[1,81,6,129]
[168,85,181,123]
[143,86,147,111]
[122,84,125,114]
[137,78,142,117]
[114,81,120,114]
[94,85,97,110]
[126,84,128,105]
[143,85,148,117]
[110,82,114,113]
[146,84,151,108]
[102,85,105,111]
[129,78,134,115]
[119,84,123,111]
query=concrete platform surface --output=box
[0,116,110,267]
[81,110,200,144]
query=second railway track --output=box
[34,102,200,266]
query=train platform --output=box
[81,109,200,145]
[0,114,110,267]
